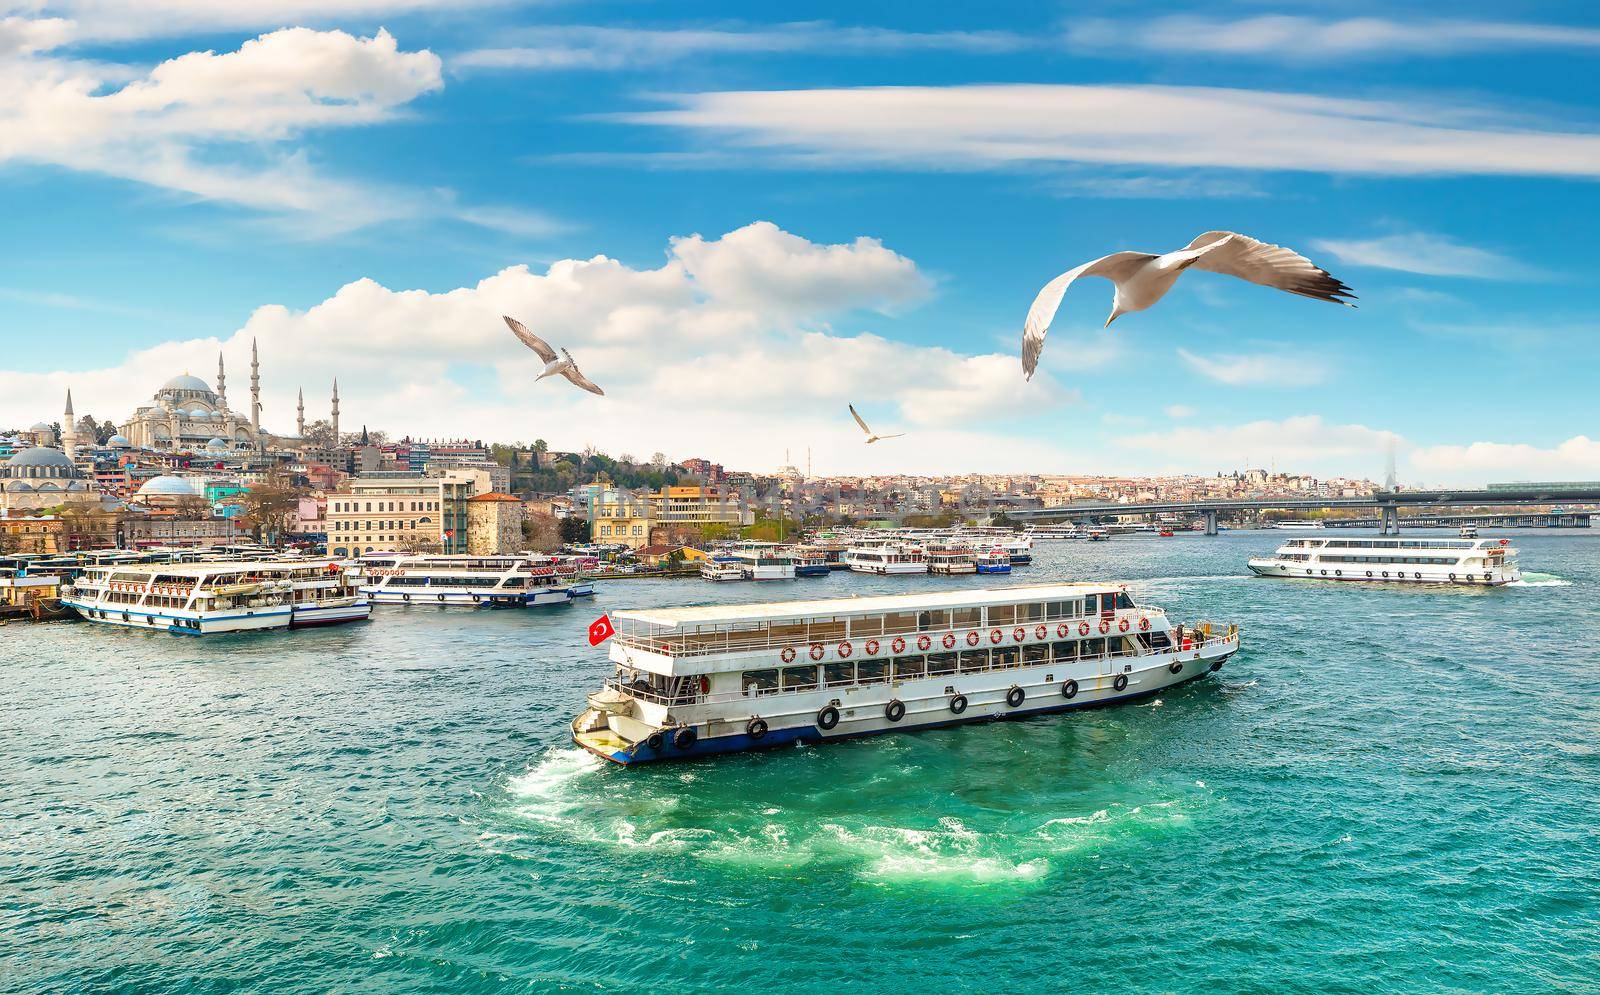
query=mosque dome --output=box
[29,422,51,432]
[189,407,210,418]
[5,447,76,472]
[107,435,131,448]
[205,438,229,451]
[137,476,198,497]
[5,481,33,493]
[162,374,213,393]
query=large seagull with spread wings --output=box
[503,315,604,396]
[1021,231,1356,379]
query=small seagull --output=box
[1021,231,1356,379]
[503,315,604,395]
[849,404,904,444]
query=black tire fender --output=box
[1113,674,1129,692]
[672,726,697,750]
[816,705,840,731]
[1061,679,1078,699]
[1005,686,1025,708]
[746,717,768,740]
[885,699,905,723]
[948,694,967,714]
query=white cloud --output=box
[621,84,1600,179]
[1163,404,1194,419]
[457,23,1026,71]
[0,222,1072,474]
[1410,436,1600,485]
[1119,415,1401,474]
[1067,15,1600,60]
[1176,348,1327,387]
[1312,233,1535,279]
[12,2,505,42]
[0,14,74,53]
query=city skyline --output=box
[3,1,1598,483]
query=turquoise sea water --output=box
[3,532,1598,993]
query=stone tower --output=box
[249,338,262,446]
[296,388,305,439]
[62,388,77,460]
[331,379,340,448]
[217,351,227,407]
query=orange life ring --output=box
[838,640,853,659]
[1098,619,1111,634]
[1012,626,1026,642]
[1139,618,1151,632]
[891,636,906,654]
[865,639,880,656]
[1079,621,1090,636]
[1034,624,1047,640]
[989,628,1003,644]
[917,634,932,651]
[1118,618,1130,633]
[942,632,957,649]
[1057,623,1070,638]
[966,631,980,646]
[780,647,796,663]
[809,643,825,661]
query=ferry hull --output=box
[1247,560,1519,586]
[576,646,1233,766]
[289,602,372,628]
[62,599,293,635]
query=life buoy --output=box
[949,694,968,714]
[885,699,906,722]
[966,631,980,646]
[1098,619,1110,635]
[1034,624,1047,640]
[816,705,840,731]
[1169,661,1183,674]
[942,633,957,650]
[837,641,853,659]
[989,629,1003,644]
[746,717,768,740]
[1012,627,1026,643]
[672,726,697,750]
[1138,618,1150,632]
[1113,674,1128,692]
[1061,679,1079,699]
[917,634,932,652]
[781,646,796,664]
[809,643,825,661]
[1079,621,1090,636]
[1005,686,1025,708]
[1057,623,1071,638]
[864,639,880,656]
[891,636,906,654]
[1118,618,1130,633]
[699,676,710,696]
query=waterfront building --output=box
[0,512,64,554]
[326,470,482,556]
[590,485,752,549]
[466,492,527,555]
[124,514,238,549]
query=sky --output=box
[1,0,1597,485]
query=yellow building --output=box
[589,485,751,549]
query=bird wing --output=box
[560,356,605,396]
[1022,251,1155,379]
[1182,231,1357,306]
[848,404,872,436]
[877,433,905,440]
[503,315,558,363]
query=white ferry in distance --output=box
[845,541,928,575]
[572,584,1240,765]
[1248,535,1521,586]
[61,560,370,634]
[360,555,576,607]
[729,547,797,581]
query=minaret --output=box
[216,351,227,407]
[62,388,77,460]
[249,338,262,445]
[296,388,305,438]
[331,379,341,448]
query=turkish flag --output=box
[588,614,615,647]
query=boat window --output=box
[1147,631,1172,650]
[1083,638,1105,657]
[770,621,809,644]
[926,652,957,676]
[951,607,981,628]
[987,604,1016,625]
[1021,603,1045,622]
[1046,600,1071,620]
[1115,592,1134,609]
[856,660,889,684]
[893,656,925,680]
[881,612,919,635]
[992,646,1021,669]
[917,609,950,631]
[849,615,884,637]
[823,662,855,687]
[959,650,988,672]
[808,617,846,642]
[743,669,779,696]
[1023,644,1049,664]
[782,666,819,692]
[1051,641,1078,661]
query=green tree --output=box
[559,517,590,545]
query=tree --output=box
[301,419,335,447]
[522,510,562,553]
[533,439,548,453]
[238,469,303,543]
[558,516,590,545]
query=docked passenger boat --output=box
[1247,535,1521,586]
[360,555,576,607]
[572,584,1240,765]
[701,561,744,582]
[974,549,1012,574]
[792,547,831,577]
[1458,524,1479,539]
[730,546,797,581]
[844,541,927,575]
[925,544,977,575]
[61,560,370,634]
[1000,536,1033,565]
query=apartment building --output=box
[325,470,482,556]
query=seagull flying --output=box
[1021,231,1356,379]
[850,404,904,444]
[503,316,604,396]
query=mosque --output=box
[119,341,278,452]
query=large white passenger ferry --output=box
[844,541,928,575]
[1248,535,1521,586]
[572,584,1240,765]
[359,555,577,607]
[61,560,370,634]
[729,546,797,581]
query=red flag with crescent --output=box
[588,614,615,647]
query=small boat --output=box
[700,561,744,582]
[1458,524,1479,539]
[1158,529,1175,538]
[1087,528,1110,542]
[974,550,1012,574]
[926,544,977,575]
[792,547,832,577]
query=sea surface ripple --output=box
[2,532,1597,993]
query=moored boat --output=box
[925,544,977,575]
[700,561,744,582]
[61,560,370,635]
[572,584,1240,765]
[844,541,927,575]
[1247,535,1521,586]
[360,555,576,607]
[974,549,1012,574]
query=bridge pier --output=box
[1379,505,1400,535]
[1204,510,1218,536]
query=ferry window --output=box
[782,666,819,692]
[959,650,988,672]
[1115,592,1134,610]
[881,612,919,635]
[917,609,950,631]
[856,660,889,684]
[1051,641,1078,661]
[848,615,883,638]
[893,656,925,680]
[771,621,809,643]
[993,646,1021,669]
[987,604,1016,625]
[1046,600,1071,620]
[951,607,981,629]
[926,652,957,676]
[1023,644,1049,665]
[743,669,779,696]
[1021,603,1045,622]
[809,616,846,642]
[1084,638,1105,657]
[824,662,855,687]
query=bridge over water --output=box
[1008,486,1600,535]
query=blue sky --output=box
[2,1,1598,483]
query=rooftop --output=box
[468,492,523,503]
[616,582,1124,628]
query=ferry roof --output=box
[94,559,340,575]
[615,583,1122,629]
